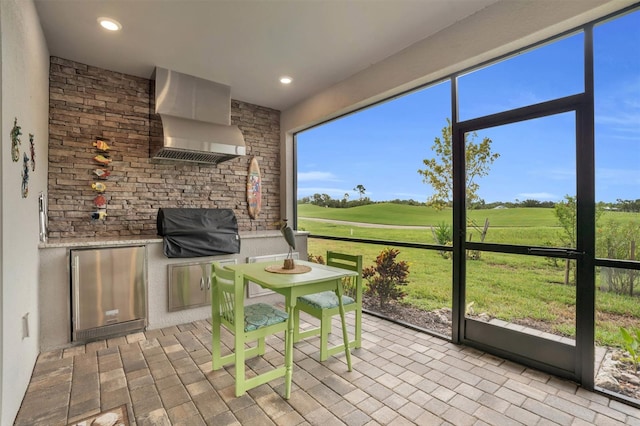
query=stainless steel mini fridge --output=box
[71,245,147,342]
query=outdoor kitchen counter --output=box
[39,230,304,248]
[38,230,309,350]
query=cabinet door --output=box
[168,262,210,311]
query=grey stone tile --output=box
[192,390,228,420]
[13,315,640,426]
[234,404,276,426]
[159,383,191,409]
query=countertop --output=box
[39,230,309,249]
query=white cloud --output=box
[297,171,339,182]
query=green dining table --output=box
[225,259,357,399]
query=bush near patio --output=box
[362,248,410,309]
[298,202,640,348]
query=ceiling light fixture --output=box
[279,76,293,85]
[97,17,122,31]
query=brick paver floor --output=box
[14,312,640,425]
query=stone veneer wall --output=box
[48,57,280,238]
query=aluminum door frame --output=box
[450,93,594,384]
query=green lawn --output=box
[299,203,640,347]
[298,202,560,227]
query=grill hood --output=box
[150,67,246,164]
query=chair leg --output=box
[234,330,246,397]
[257,336,265,355]
[319,312,331,361]
[337,299,352,371]
[293,307,301,343]
[212,316,223,369]
[355,306,362,349]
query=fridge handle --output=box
[206,277,211,290]
[200,277,205,291]
[72,255,80,330]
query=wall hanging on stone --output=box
[94,194,108,221]
[93,138,111,152]
[10,117,22,162]
[91,182,107,192]
[29,133,36,171]
[247,157,262,219]
[22,152,29,198]
[93,168,110,179]
[91,210,108,220]
[91,137,111,221]
[93,154,112,165]
[94,194,107,209]
[91,182,107,220]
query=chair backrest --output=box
[211,263,244,328]
[326,252,363,299]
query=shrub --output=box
[620,327,640,373]
[307,253,325,264]
[431,222,452,259]
[362,248,410,309]
[597,220,639,295]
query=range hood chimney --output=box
[150,67,246,164]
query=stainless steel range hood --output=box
[150,67,246,164]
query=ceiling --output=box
[33,0,499,111]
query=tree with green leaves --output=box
[418,118,499,209]
[554,194,604,285]
[554,195,578,286]
[353,184,366,200]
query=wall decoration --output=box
[91,137,111,221]
[94,195,107,209]
[10,117,22,162]
[29,133,36,171]
[91,182,107,192]
[21,153,30,198]
[247,157,262,219]
[93,154,112,165]
[93,138,111,151]
[91,210,108,220]
[93,168,110,179]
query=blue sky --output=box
[297,10,639,204]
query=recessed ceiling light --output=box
[97,17,122,31]
[280,76,293,85]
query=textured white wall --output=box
[0,0,49,423]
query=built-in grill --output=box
[157,208,241,258]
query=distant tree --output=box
[616,199,640,213]
[344,193,349,202]
[418,118,499,209]
[353,184,366,200]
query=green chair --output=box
[293,252,363,361]
[211,263,289,397]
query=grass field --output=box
[298,203,640,347]
[298,202,561,227]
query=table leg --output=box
[336,280,352,371]
[284,294,295,399]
